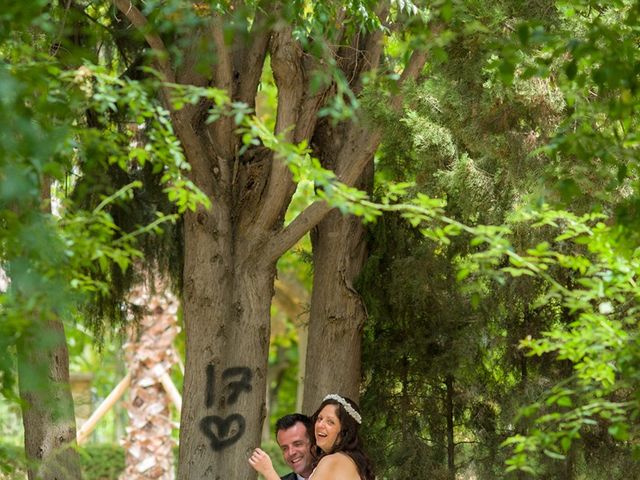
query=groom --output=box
[275,413,314,480]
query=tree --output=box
[1,8,85,475]
[0,4,207,478]
[119,277,180,480]
[489,1,640,474]
[357,1,640,478]
[15,183,83,480]
[91,2,433,477]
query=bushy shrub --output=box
[79,444,125,480]
[0,443,125,480]
[0,444,25,479]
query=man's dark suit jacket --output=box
[280,473,298,480]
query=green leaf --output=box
[556,396,572,407]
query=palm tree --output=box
[119,277,180,480]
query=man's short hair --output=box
[275,413,313,439]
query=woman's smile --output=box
[315,404,341,452]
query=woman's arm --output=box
[248,448,281,480]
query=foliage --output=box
[355,2,640,478]
[2,1,639,479]
[0,443,124,480]
[0,5,227,391]
[3,438,284,479]
[0,443,25,478]
[489,208,640,474]
[496,1,640,220]
[78,444,126,480]
[1,5,213,477]
[483,0,640,474]
[359,212,483,479]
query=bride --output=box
[249,394,374,480]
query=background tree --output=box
[358,1,640,478]
[1,3,208,478]
[119,278,180,480]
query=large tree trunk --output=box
[17,177,82,480]
[178,209,278,477]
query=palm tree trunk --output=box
[120,279,179,480]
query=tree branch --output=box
[293,7,352,142]
[113,0,175,83]
[175,26,210,87]
[207,16,236,159]
[235,6,272,108]
[263,45,428,263]
[261,201,332,265]
[113,0,217,195]
[293,85,333,143]
[270,27,304,138]
[351,45,428,162]
[399,48,428,89]
[338,5,388,95]
[247,26,304,235]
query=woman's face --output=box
[315,404,342,453]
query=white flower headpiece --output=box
[323,394,362,424]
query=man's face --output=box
[276,422,313,478]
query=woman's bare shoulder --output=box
[313,452,359,479]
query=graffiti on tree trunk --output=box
[200,365,253,451]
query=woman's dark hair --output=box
[311,395,374,480]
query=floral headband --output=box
[323,394,362,424]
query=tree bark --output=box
[120,280,179,480]
[301,112,375,412]
[178,208,278,478]
[302,199,370,410]
[16,177,82,480]
[17,321,82,480]
[445,375,455,480]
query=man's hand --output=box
[248,447,278,479]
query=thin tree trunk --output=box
[295,327,308,413]
[302,206,369,409]
[17,177,82,480]
[565,444,576,480]
[302,147,372,411]
[17,321,82,480]
[120,279,179,480]
[401,356,410,444]
[516,313,530,480]
[445,375,455,480]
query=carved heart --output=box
[199,414,246,451]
